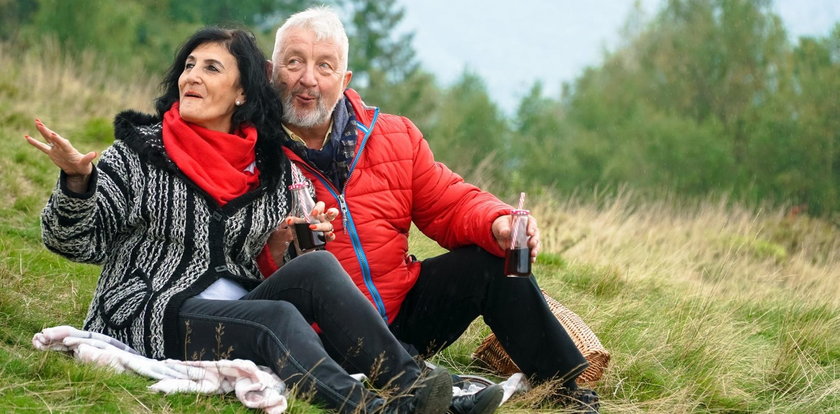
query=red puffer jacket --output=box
[279,89,511,323]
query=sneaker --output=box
[381,366,453,414]
[554,387,600,413]
[448,383,504,414]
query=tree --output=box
[424,71,509,186]
[785,25,840,213]
[554,0,839,209]
[166,0,311,28]
[343,0,418,90]
[638,0,789,165]
[0,0,38,40]
[511,82,582,190]
[361,68,441,130]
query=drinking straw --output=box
[510,192,526,249]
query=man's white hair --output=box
[272,6,350,74]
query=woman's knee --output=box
[293,250,340,269]
[195,300,305,330]
[237,301,322,355]
[177,300,315,361]
[285,251,353,285]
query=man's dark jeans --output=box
[390,246,589,383]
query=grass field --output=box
[1,42,838,413]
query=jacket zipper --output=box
[293,108,387,320]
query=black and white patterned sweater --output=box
[41,110,294,359]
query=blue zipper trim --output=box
[350,109,379,173]
[340,194,387,320]
[355,120,370,134]
[297,108,387,320]
[344,108,384,319]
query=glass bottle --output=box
[289,181,326,252]
[504,209,531,277]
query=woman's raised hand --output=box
[24,119,97,192]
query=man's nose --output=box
[299,65,317,87]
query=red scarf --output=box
[162,102,260,206]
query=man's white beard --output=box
[281,89,333,128]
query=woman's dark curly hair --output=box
[154,27,286,185]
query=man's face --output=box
[274,27,351,129]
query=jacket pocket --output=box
[98,269,152,330]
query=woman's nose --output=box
[184,69,201,84]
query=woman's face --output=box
[178,42,246,133]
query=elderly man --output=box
[265,6,600,414]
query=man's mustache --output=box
[287,87,321,100]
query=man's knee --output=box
[452,245,505,281]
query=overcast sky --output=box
[395,0,840,115]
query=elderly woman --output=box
[25,27,452,414]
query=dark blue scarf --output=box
[282,96,357,190]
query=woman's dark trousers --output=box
[169,251,422,413]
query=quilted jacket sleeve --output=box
[405,118,512,257]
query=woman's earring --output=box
[235,100,242,106]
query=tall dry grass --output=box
[1,39,155,123]
[512,190,840,413]
[532,190,839,304]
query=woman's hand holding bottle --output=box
[277,180,339,255]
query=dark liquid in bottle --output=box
[504,247,531,277]
[293,222,326,251]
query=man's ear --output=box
[265,59,274,81]
[342,70,352,89]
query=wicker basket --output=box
[472,290,610,384]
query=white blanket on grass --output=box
[32,326,287,414]
[33,326,530,412]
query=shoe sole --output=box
[414,367,454,414]
[468,384,504,414]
